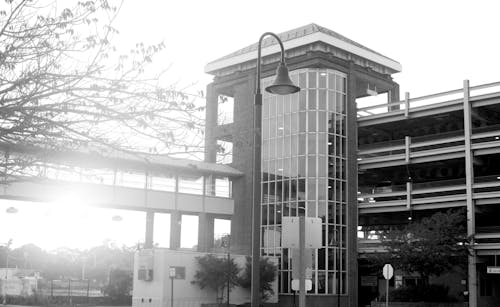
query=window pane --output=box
[308,89,317,109]
[319,72,327,88]
[318,89,326,110]
[308,71,317,88]
[180,215,198,249]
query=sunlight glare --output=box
[0,199,145,250]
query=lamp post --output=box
[251,32,300,307]
[2,239,12,305]
[335,229,341,307]
[224,235,231,307]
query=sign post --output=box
[282,216,322,307]
[299,216,306,307]
[382,264,394,307]
[169,267,176,307]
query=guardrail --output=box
[4,162,233,198]
[358,175,500,211]
[358,125,500,169]
[357,80,500,118]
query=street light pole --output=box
[336,230,341,307]
[252,32,300,307]
[225,235,231,307]
[2,239,12,305]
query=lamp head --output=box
[5,207,18,214]
[265,62,300,95]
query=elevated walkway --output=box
[0,143,243,251]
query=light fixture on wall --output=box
[5,207,18,214]
[367,84,378,96]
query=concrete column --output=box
[463,79,477,307]
[390,82,400,102]
[205,83,218,163]
[170,211,182,249]
[229,75,255,255]
[346,63,359,307]
[404,92,410,118]
[197,213,215,252]
[389,82,400,111]
[144,210,154,248]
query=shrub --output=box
[388,284,456,302]
[238,256,277,302]
[192,254,240,303]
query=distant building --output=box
[0,268,40,297]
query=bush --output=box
[238,256,277,302]
[192,254,240,303]
[388,284,456,302]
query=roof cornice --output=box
[205,24,401,75]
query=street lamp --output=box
[1,239,12,305]
[335,229,341,307]
[251,32,300,307]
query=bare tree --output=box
[0,0,205,180]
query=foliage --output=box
[239,256,277,302]
[0,0,204,181]
[0,241,134,296]
[104,269,133,303]
[380,209,468,282]
[192,254,240,303]
[388,284,455,302]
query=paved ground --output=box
[3,305,131,307]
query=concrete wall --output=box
[132,249,278,307]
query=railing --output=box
[358,125,500,169]
[358,134,466,168]
[358,176,500,211]
[357,80,500,118]
[4,161,233,199]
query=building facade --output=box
[259,68,348,296]
[204,24,400,307]
[357,80,500,307]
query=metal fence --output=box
[36,279,103,298]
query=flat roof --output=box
[0,142,243,178]
[205,23,401,74]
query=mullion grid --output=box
[261,69,347,295]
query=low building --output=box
[0,268,40,297]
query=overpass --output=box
[0,143,243,251]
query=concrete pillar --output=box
[197,213,215,252]
[390,82,400,102]
[389,82,401,111]
[463,79,477,307]
[346,63,359,307]
[170,211,182,249]
[145,210,154,248]
[229,75,255,255]
[205,83,218,163]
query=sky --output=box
[2,0,500,251]
[113,0,500,98]
[0,199,230,250]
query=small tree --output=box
[239,256,277,302]
[104,269,133,304]
[381,209,468,283]
[192,254,240,303]
[0,0,205,183]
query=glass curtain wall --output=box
[261,68,347,295]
